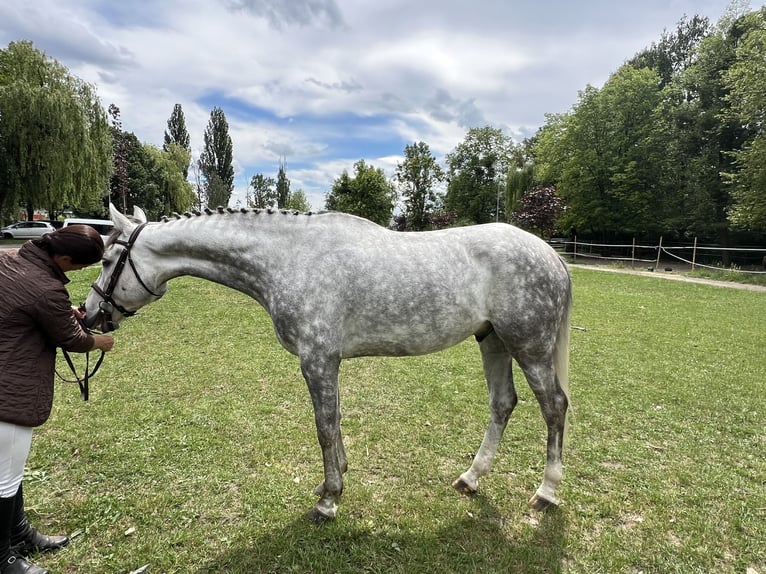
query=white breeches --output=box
[0,422,33,498]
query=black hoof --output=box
[528,493,558,512]
[452,478,477,496]
[305,507,334,524]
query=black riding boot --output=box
[10,485,68,556]
[0,494,48,574]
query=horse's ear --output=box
[109,203,134,232]
[132,206,148,223]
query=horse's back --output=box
[318,222,569,358]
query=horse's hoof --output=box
[305,507,335,524]
[528,492,558,512]
[452,478,477,496]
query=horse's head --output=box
[83,203,166,332]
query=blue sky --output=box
[0,0,741,210]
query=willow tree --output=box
[0,41,112,220]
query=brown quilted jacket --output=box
[0,242,94,426]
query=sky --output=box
[0,0,742,211]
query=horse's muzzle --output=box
[80,302,118,333]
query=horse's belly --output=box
[340,319,481,358]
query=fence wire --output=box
[554,239,766,275]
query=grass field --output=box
[23,267,765,573]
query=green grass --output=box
[23,267,765,573]
[687,266,766,286]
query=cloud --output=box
[426,89,488,129]
[304,77,363,93]
[0,0,736,210]
[0,3,134,69]
[224,0,345,28]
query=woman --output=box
[0,225,115,574]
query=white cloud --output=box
[0,0,737,207]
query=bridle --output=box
[90,222,162,332]
[58,222,160,401]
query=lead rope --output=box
[55,317,106,401]
[56,348,105,401]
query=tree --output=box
[276,161,290,208]
[285,189,311,212]
[723,7,766,230]
[394,141,444,230]
[532,86,612,236]
[325,160,395,226]
[444,126,513,224]
[163,103,191,178]
[248,173,277,208]
[0,41,112,220]
[532,66,663,238]
[598,65,663,235]
[204,172,231,210]
[145,143,196,217]
[629,15,711,86]
[109,104,129,214]
[198,106,234,207]
[511,185,565,239]
[506,160,535,217]
[108,116,194,219]
[657,14,751,245]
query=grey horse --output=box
[84,204,572,521]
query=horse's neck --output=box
[143,212,369,303]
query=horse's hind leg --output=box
[453,331,517,495]
[518,356,568,511]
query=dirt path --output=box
[569,264,766,293]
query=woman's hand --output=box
[92,334,114,352]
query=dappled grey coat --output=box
[0,242,94,426]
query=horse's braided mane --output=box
[158,206,320,224]
[104,207,331,247]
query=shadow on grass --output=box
[197,496,567,574]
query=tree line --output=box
[1,4,765,241]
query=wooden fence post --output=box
[655,236,663,270]
[573,236,577,263]
[632,237,636,269]
[692,237,697,270]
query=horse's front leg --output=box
[301,353,345,522]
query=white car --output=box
[1,221,56,239]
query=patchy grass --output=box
[22,267,766,573]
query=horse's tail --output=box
[554,265,573,440]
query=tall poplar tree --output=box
[0,41,112,219]
[198,106,234,208]
[163,103,191,178]
[276,160,290,208]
